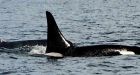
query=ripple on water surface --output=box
[0,0,140,75]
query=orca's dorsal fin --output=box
[46,11,71,53]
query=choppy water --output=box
[0,0,140,75]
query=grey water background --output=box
[0,0,140,75]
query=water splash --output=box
[28,45,46,55]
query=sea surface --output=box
[0,0,140,75]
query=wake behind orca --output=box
[0,11,140,58]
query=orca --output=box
[45,11,140,58]
[0,39,47,48]
[0,11,140,58]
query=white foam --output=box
[28,45,46,55]
[28,45,63,58]
[0,39,6,43]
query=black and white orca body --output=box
[0,11,140,58]
[45,11,140,58]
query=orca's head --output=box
[46,11,73,58]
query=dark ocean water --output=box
[0,0,140,75]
